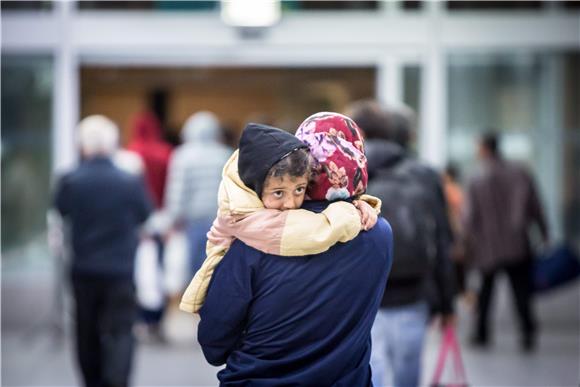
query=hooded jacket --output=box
[126,111,172,208]
[179,148,382,313]
[165,111,232,222]
[238,123,308,198]
[366,139,454,314]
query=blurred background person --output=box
[53,115,153,387]
[126,110,173,343]
[126,111,172,210]
[348,100,456,387]
[443,163,473,303]
[164,111,232,278]
[465,132,549,352]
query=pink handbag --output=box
[430,325,468,387]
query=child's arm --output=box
[217,195,382,257]
[279,196,380,256]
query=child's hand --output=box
[353,200,378,231]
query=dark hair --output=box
[445,163,460,181]
[481,131,499,156]
[386,109,414,149]
[266,148,311,180]
[346,100,415,149]
[346,100,390,140]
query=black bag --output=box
[368,159,438,280]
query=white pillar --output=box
[537,55,564,240]
[420,1,446,168]
[53,0,79,175]
[379,0,401,16]
[376,56,402,106]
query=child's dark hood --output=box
[238,123,308,198]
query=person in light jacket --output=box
[164,111,232,275]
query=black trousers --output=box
[72,275,137,387]
[476,258,537,343]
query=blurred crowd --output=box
[51,94,575,387]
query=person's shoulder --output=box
[56,167,78,183]
[506,159,532,177]
[61,163,97,187]
[359,217,393,266]
[362,217,393,252]
[468,163,489,185]
[53,167,80,194]
[370,217,393,240]
[399,157,440,183]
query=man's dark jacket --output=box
[465,157,548,272]
[54,157,153,279]
[366,139,455,314]
[198,201,393,387]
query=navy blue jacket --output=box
[198,201,393,387]
[54,157,153,279]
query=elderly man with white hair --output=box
[53,115,153,387]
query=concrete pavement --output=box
[2,265,579,386]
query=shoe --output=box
[148,324,168,345]
[522,335,536,352]
[134,323,167,345]
[469,334,489,349]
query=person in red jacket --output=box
[127,111,172,208]
[127,111,173,342]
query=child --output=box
[180,123,380,313]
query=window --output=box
[77,1,217,11]
[1,1,52,11]
[446,1,544,11]
[1,56,53,264]
[403,65,422,121]
[282,1,378,11]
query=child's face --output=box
[261,174,309,210]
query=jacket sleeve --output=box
[227,196,384,257]
[197,241,253,366]
[222,201,362,257]
[279,202,363,256]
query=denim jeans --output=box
[370,301,429,387]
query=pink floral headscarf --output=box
[295,112,368,201]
